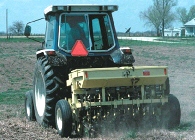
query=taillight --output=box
[46,51,56,56]
[120,47,132,54]
[71,40,88,56]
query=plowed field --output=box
[0,40,195,139]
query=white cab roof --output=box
[44,5,118,15]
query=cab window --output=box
[59,13,115,52]
[89,14,114,50]
[45,16,55,49]
[59,14,89,51]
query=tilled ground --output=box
[0,42,195,139]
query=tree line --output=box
[140,0,195,36]
[7,1,195,37]
[8,21,24,35]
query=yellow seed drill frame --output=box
[67,66,168,111]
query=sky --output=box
[0,0,194,34]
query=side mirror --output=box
[24,25,31,37]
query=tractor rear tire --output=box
[25,90,35,121]
[33,57,63,127]
[162,94,181,129]
[55,99,72,137]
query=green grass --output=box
[190,111,195,118]
[0,89,27,105]
[118,37,195,47]
[0,37,44,42]
[175,122,192,132]
[119,39,165,46]
[123,130,137,139]
[1,36,195,46]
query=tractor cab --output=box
[24,5,134,67]
[44,5,118,56]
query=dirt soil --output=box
[0,42,195,139]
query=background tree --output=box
[140,5,161,36]
[9,21,24,35]
[140,0,177,36]
[177,5,195,25]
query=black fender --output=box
[36,49,67,66]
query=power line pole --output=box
[6,9,8,39]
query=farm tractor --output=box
[24,5,181,137]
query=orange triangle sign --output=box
[71,40,88,56]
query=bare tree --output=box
[188,6,195,20]
[140,6,161,36]
[177,5,195,25]
[140,0,177,36]
[9,21,24,35]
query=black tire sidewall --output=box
[162,94,181,129]
[32,57,66,127]
[25,90,35,121]
[33,58,46,125]
[55,99,72,137]
[168,94,181,128]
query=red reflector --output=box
[47,51,56,56]
[85,72,88,78]
[164,69,167,75]
[143,70,150,76]
[71,40,88,56]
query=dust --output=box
[92,111,178,139]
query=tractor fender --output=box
[36,49,67,66]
